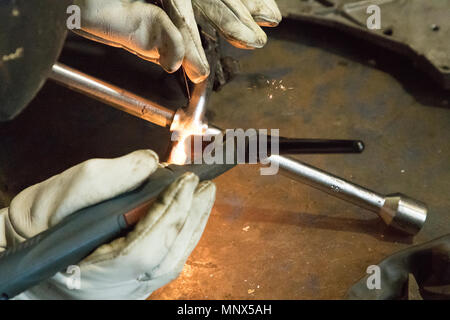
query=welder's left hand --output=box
[0,150,216,299]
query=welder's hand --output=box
[0,150,216,299]
[192,0,281,48]
[72,0,281,83]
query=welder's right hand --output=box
[0,150,216,299]
[72,0,281,83]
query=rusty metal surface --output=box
[0,20,449,299]
[276,0,450,89]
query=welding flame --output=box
[169,137,190,164]
[168,115,207,165]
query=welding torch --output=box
[0,161,233,299]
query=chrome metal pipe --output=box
[269,155,427,235]
[50,63,175,127]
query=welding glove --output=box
[347,234,450,300]
[0,150,216,299]
[72,0,281,83]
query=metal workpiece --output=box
[268,155,427,235]
[170,51,218,133]
[184,78,209,126]
[50,63,175,128]
[170,77,210,133]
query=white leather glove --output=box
[73,0,281,83]
[0,150,216,299]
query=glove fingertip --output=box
[195,181,216,203]
[183,61,211,84]
[158,40,185,74]
[158,42,185,73]
[191,181,216,221]
[243,0,282,28]
[159,61,183,74]
[254,17,282,27]
[225,25,267,49]
[158,172,200,208]
[129,149,160,176]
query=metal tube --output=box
[268,155,427,235]
[270,155,385,212]
[49,63,175,128]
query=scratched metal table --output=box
[0,20,449,299]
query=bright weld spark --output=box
[168,118,207,165]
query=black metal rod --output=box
[276,137,365,154]
[185,134,365,162]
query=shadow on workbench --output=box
[225,205,414,245]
